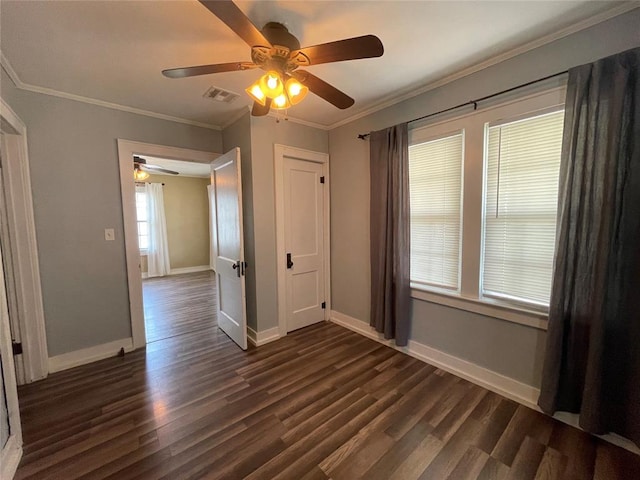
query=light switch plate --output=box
[104,228,115,241]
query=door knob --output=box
[232,260,241,277]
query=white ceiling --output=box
[0,1,632,129]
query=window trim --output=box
[408,86,565,328]
[411,286,548,330]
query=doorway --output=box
[133,155,217,343]
[117,140,219,348]
[274,144,330,336]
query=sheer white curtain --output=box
[146,183,171,277]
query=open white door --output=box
[0,240,23,479]
[210,148,247,350]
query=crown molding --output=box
[267,111,331,130]
[0,51,22,88]
[327,3,639,130]
[1,51,221,131]
[220,105,251,130]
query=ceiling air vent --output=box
[203,86,239,103]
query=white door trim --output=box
[0,98,48,384]
[273,144,330,337]
[117,139,219,349]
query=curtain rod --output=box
[357,70,568,140]
[135,181,165,186]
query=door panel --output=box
[285,158,325,332]
[211,148,247,350]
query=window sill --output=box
[139,250,148,257]
[410,285,548,331]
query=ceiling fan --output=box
[162,0,384,116]
[133,156,178,181]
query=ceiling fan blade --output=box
[199,0,272,48]
[251,98,272,117]
[140,164,179,175]
[290,35,383,66]
[292,71,355,110]
[162,62,255,78]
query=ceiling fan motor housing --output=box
[262,22,300,51]
[251,22,309,74]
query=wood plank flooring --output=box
[143,271,216,343]
[16,273,640,479]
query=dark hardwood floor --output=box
[15,273,640,479]
[143,271,216,343]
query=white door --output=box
[0,240,23,479]
[210,148,247,350]
[284,157,326,332]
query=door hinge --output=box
[12,341,23,356]
[321,302,326,309]
[320,176,325,184]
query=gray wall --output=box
[328,9,640,387]
[1,68,221,356]
[250,117,328,332]
[222,111,258,330]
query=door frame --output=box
[273,144,330,337]
[0,98,48,384]
[117,139,219,349]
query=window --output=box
[482,110,564,308]
[408,87,565,317]
[135,188,149,252]
[409,132,463,290]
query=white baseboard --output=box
[247,326,281,347]
[330,310,540,409]
[48,337,135,373]
[330,310,640,455]
[170,265,212,275]
[0,435,22,480]
[142,265,212,279]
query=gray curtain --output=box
[369,123,411,346]
[539,47,640,446]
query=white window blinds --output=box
[409,132,463,290]
[482,109,564,307]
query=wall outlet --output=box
[104,228,115,241]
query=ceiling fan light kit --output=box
[246,72,308,111]
[133,167,150,181]
[162,0,384,116]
